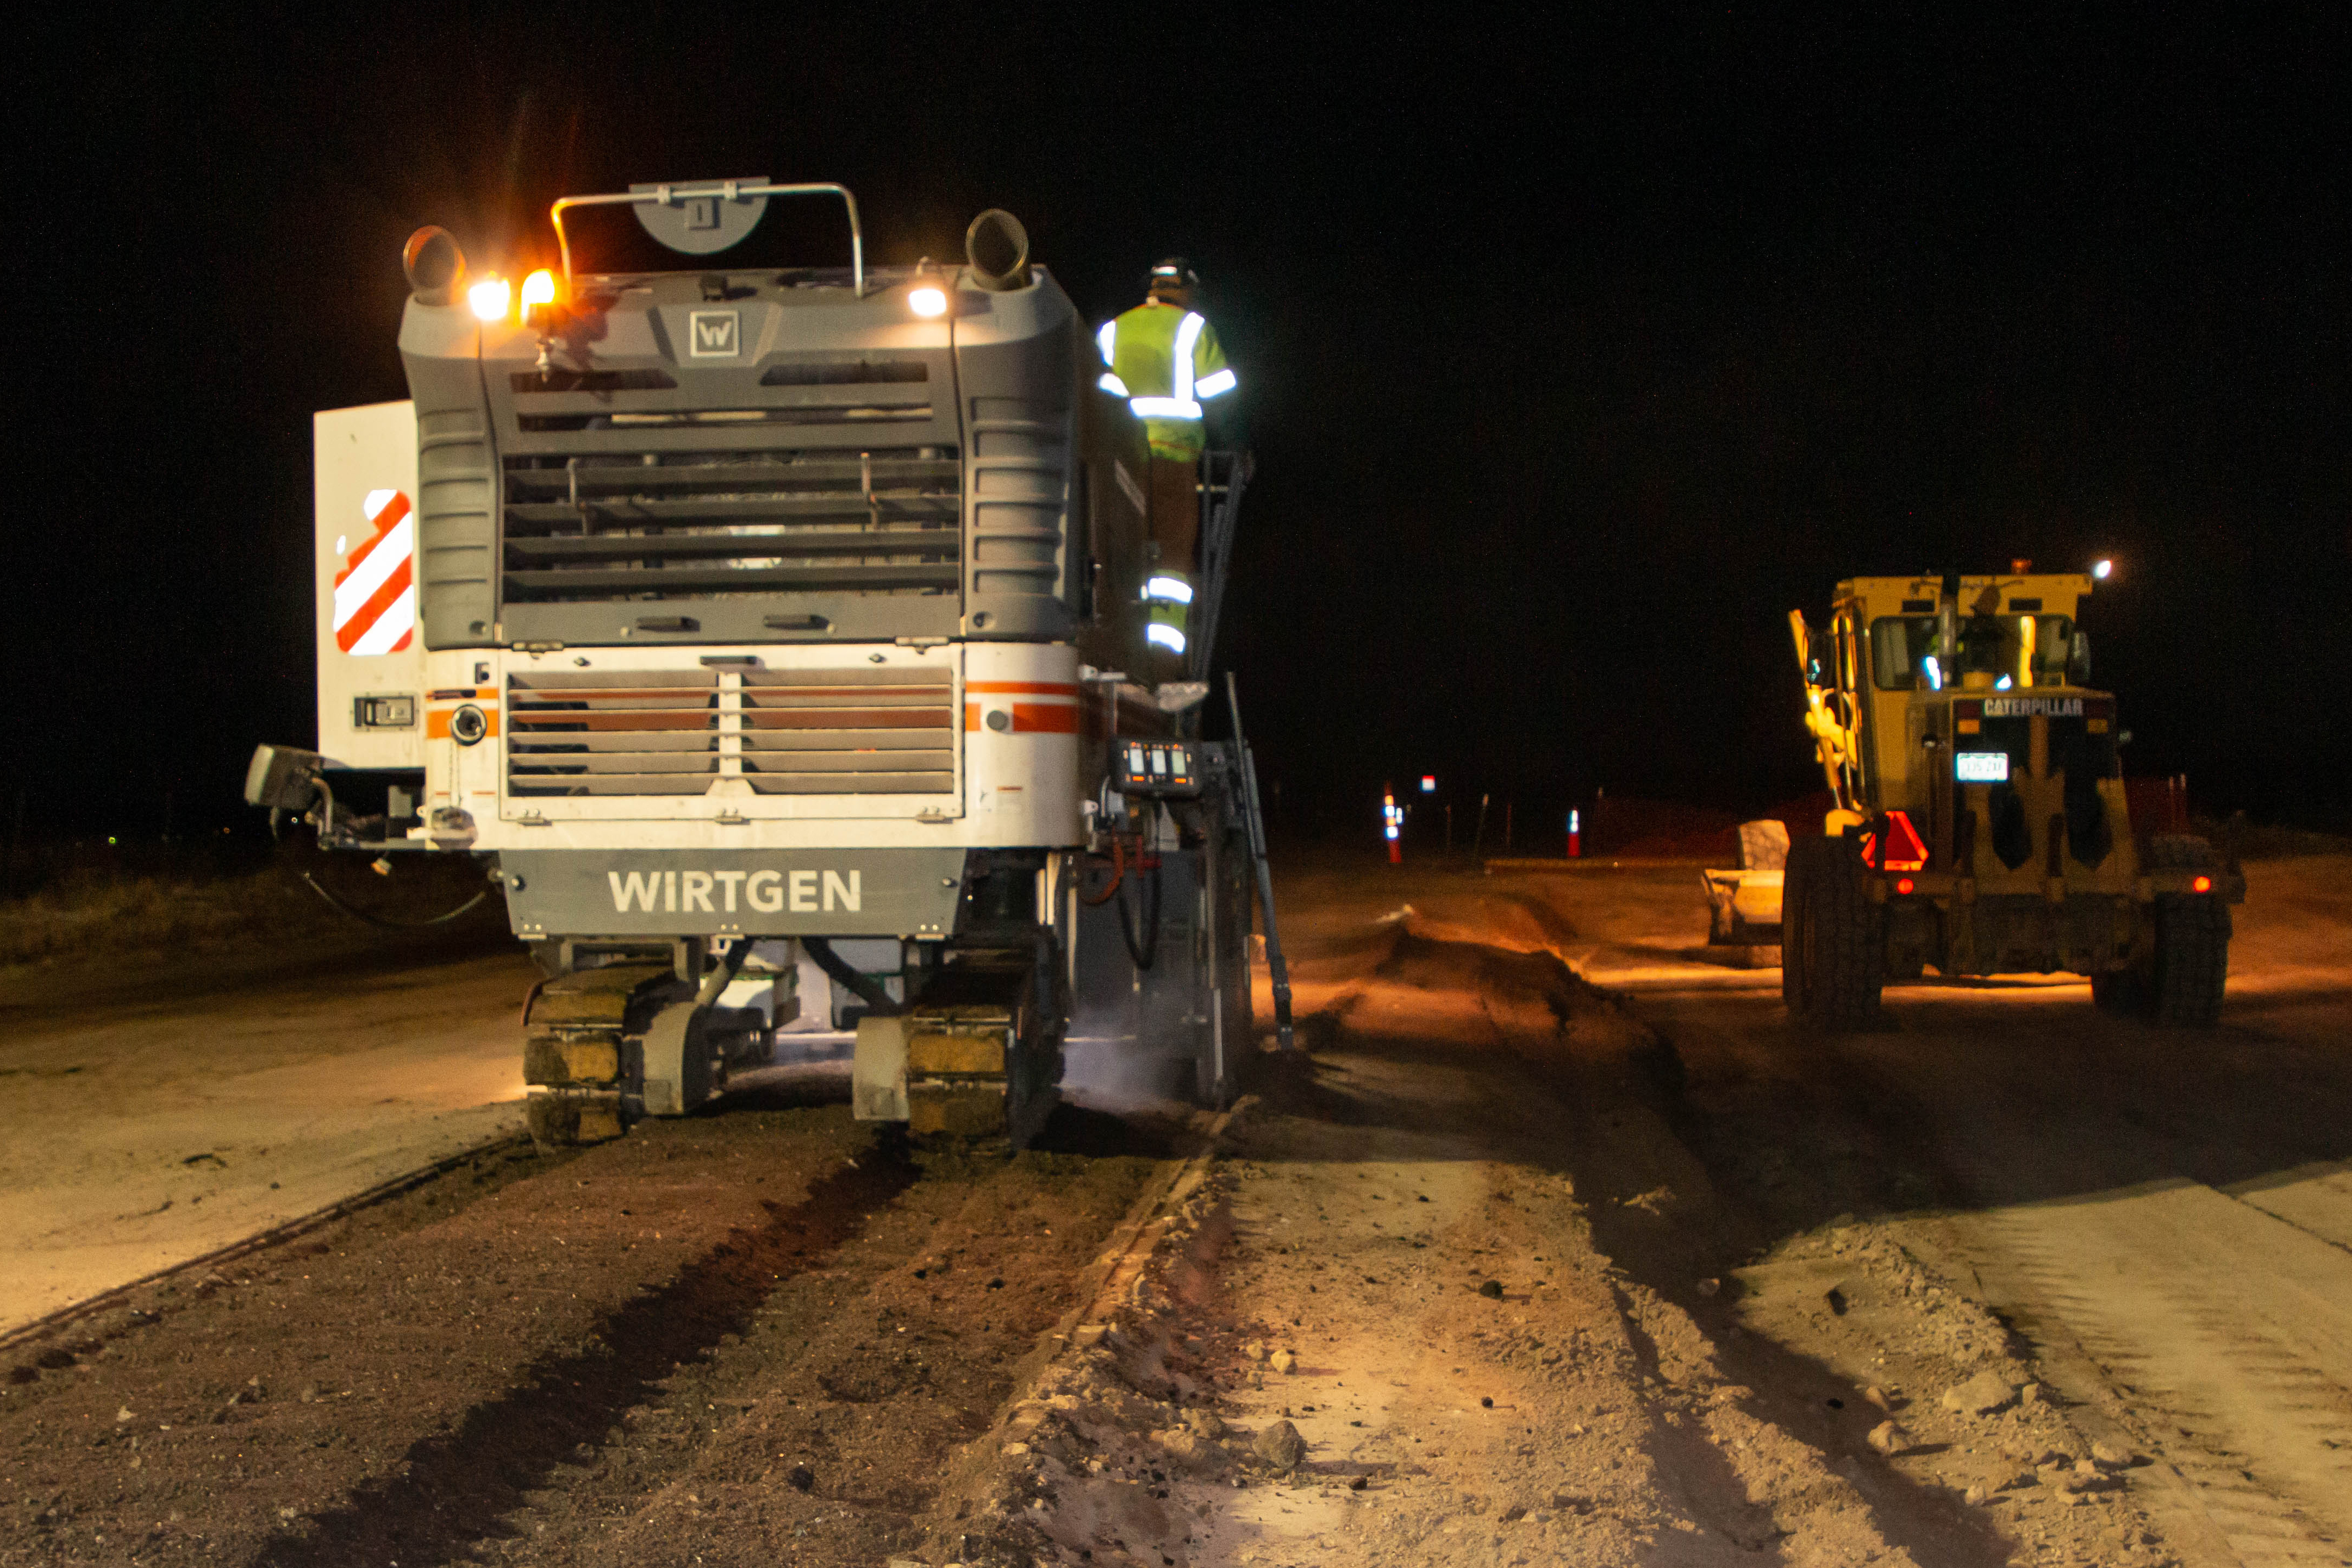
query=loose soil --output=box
[0,941,536,1334]
[1,1087,1165,1566]
[5,846,2343,1567]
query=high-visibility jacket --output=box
[1095,301,1237,459]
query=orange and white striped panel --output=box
[333,489,415,655]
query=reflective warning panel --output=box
[315,402,424,770]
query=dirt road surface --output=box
[949,853,2348,1568]
[2,850,2344,1566]
[1,938,538,1335]
[1537,853,2352,1566]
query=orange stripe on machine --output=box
[1012,702,1078,733]
[965,697,1078,733]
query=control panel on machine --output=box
[1114,739,1202,798]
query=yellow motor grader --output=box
[1709,569,2242,1027]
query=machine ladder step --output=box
[1225,672,1295,1051]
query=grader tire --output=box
[2089,967,2143,1015]
[2145,835,2229,1028]
[1782,834,1883,1030]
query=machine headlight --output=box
[908,285,947,318]
[469,277,511,322]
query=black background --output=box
[11,8,2348,847]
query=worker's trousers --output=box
[1147,456,1200,572]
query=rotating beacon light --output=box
[520,268,558,325]
[520,268,565,376]
[1568,808,1581,859]
[1383,785,1403,864]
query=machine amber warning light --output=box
[469,276,511,322]
[520,268,558,324]
[1896,877,1916,896]
[2193,875,2213,894]
[908,285,947,317]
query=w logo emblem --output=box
[688,310,740,358]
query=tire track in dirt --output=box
[249,1154,915,1567]
[1943,1200,2352,1566]
[451,1115,1170,1566]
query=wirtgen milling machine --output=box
[1725,569,2241,1028]
[247,181,1292,1145]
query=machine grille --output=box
[499,445,962,607]
[506,666,954,798]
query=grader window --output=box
[1957,615,2075,688]
[1873,615,2076,691]
[1870,617,1939,690]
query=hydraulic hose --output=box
[300,872,489,930]
[801,936,902,1017]
[1116,853,1162,971]
[1081,839,1126,906]
[695,937,754,1008]
[283,774,490,929]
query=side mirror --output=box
[2068,630,2092,685]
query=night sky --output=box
[13,9,2348,847]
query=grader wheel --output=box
[1782,835,1884,1030]
[2147,835,2229,1027]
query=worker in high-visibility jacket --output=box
[1095,259,1238,661]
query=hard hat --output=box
[1148,257,1199,292]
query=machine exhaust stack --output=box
[964,208,1030,291]
[401,227,465,306]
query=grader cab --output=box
[1714,570,2242,1027]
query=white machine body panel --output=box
[315,402,425,769]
